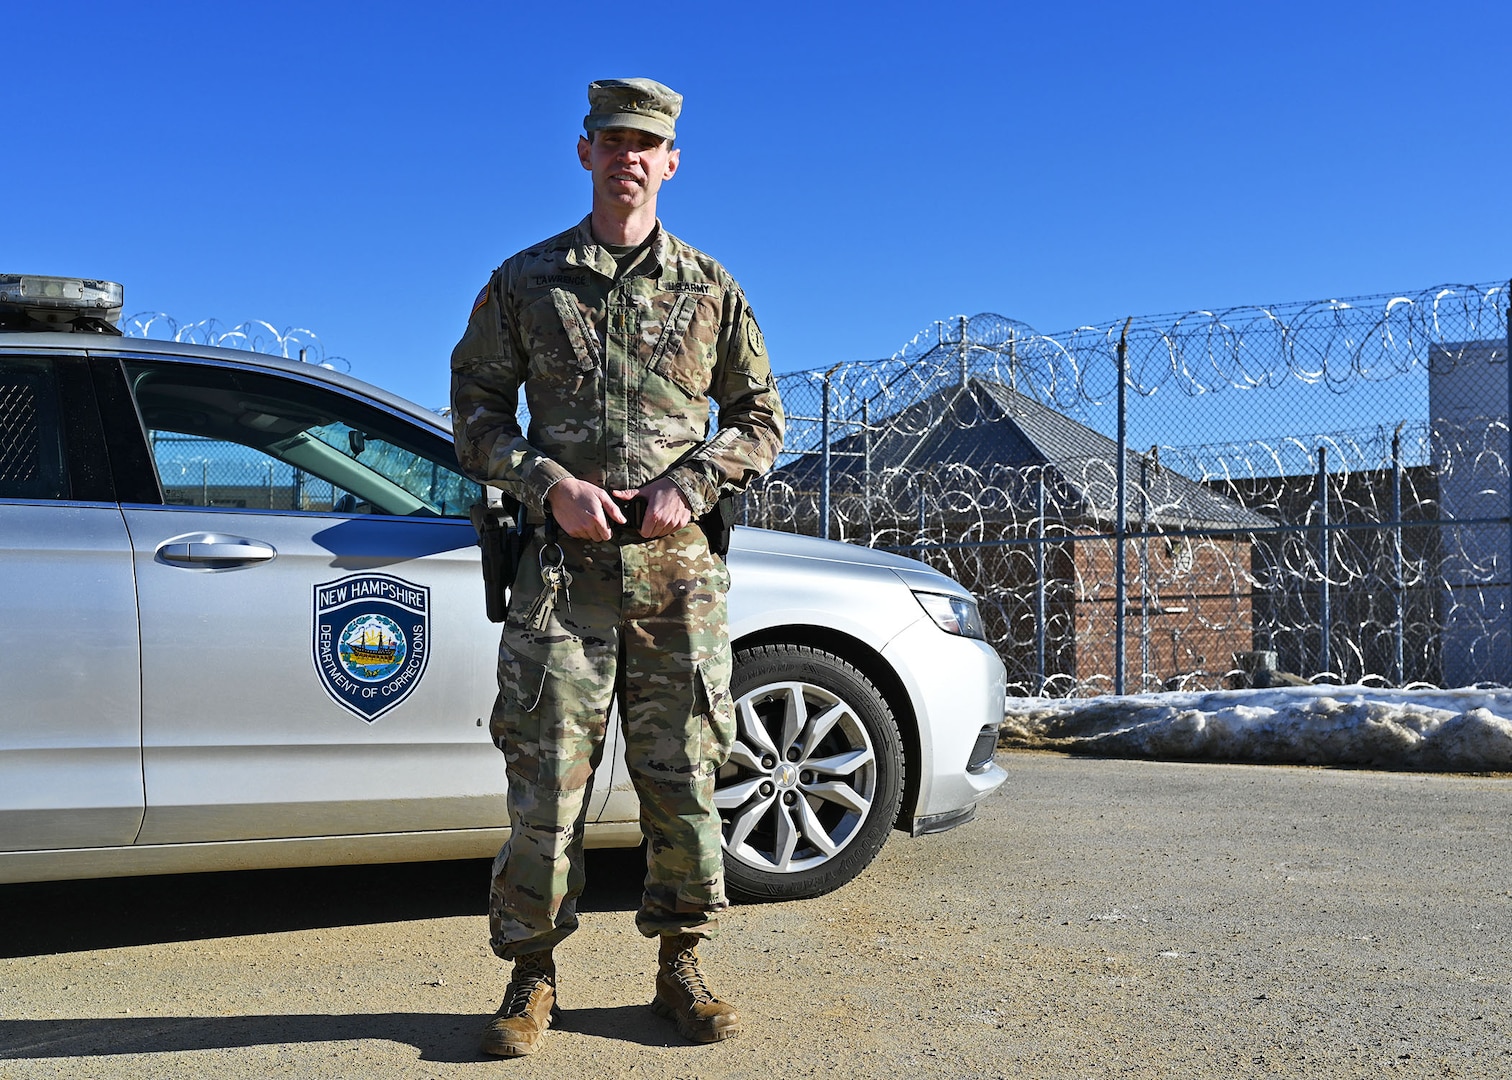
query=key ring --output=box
[538,542,565,571]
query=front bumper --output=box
[910,803,977,837]
[880,617,1008,824]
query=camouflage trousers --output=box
[486,523,735,961]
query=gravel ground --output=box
[3,751,1510,1079]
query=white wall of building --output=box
[1429,340,1510,686]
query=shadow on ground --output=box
[0,1000,680,1062]
[0,1012,483,1064]
[0,846,646,959]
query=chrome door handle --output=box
[158,537,277,564]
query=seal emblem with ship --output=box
[312,573,431,721]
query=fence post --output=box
[1139,451,1152,690]
[1114,319,1131,695]
[1317,446,1331,678]
[861,399,872,541]
[820,366,833,540]
[1392,426,1405,686]
[958,315,969,389]
[915,475,927,561]
[1035,467,1047,695]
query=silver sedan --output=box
[0,283,1006,900]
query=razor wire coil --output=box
[755,281,1511,696]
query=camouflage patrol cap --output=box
[584,78,682,142]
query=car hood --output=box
[731,527,974,601]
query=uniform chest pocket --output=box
[645,293,719,399]
[520,289,602,389]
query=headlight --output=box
[912,591,986,640]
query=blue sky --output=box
[10,1,1509,411]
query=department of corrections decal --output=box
[312,573,430,721]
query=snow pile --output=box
[1000,685,1512,771]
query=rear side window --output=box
[121,360,480,517]
[0,357,67,500]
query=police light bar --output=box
[0,274,124,327]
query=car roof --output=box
[0,330,452,437]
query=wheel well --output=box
[732,624,921,833]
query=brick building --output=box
[758,378,1271,695]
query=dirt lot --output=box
[3,752,1510,1079]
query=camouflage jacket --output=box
[450,216,785,520]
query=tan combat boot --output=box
[480,949,558,1057]
[651,933,742,1043]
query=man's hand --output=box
[613,476,692,539]
[546,477,626,541]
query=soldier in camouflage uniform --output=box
[449,77,784,1057]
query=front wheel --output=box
[717,644,905,902]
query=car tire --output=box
[717,644,905,902]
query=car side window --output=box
[122,360,480,517]
[0,357,68,500]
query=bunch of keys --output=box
[522,542,572,632]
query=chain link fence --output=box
[114,287,1510,694]
[748,282,1511,696]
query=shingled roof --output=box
[769,377,1272,530]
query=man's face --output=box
[577,127,680,212]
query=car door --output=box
[99,354,506,844]
[0,352,144,850]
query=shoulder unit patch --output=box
[744,309,766,355]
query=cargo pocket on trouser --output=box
[497,636,613,794]
[694,646,735,770]
[490,644,547,766]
